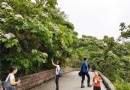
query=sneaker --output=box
[87,85,92,87]
[81,86,85,88]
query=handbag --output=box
[78,71,82,76]
[3,75,16,90]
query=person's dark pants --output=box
[93,86,101,90]
[55,75,59,90]
[81,72,90,86]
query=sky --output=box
[57,0,130,39]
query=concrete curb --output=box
[98,71,116,90]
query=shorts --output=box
[93,86,101,90]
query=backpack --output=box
[3,75,16,90]
[58,68,63,77]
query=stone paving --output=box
[31,71,107,90]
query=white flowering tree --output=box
[0,0,79,79]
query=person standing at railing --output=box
[3,66,21,90]
[93,71,102,90]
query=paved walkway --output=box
[31,71,107,90]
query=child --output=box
[93,71,102,90]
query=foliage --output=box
[120,22,130,38]
[0,0,78,79]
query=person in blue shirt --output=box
[81,58,91,88]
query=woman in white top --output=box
[4,66,21,90]
[51,59,61,90]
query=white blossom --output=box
[15,14,23,19]
[42,13,48,17]
[1,2,13,10]
[30,0,36,3]
[2,2,7,5]
[5,6,13,10]
[4,33,15,39]
[0,18,6,22]
[54,25,60,31]
[49,22,59,31]
[31,49,38,53]
[42,53,48,57]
